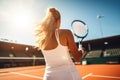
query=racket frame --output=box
[71,20,89,49]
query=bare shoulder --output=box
[60,29,72,35]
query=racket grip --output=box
[78,44,82,51]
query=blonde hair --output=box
[35,7,61,50]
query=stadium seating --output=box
[82,48,120,64]
[0,35,120,68]
[103,48,120,57]
[85,50,102,58]
[0,41,45,68]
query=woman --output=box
[35,7,83,80]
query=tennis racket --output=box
[71,20,88,50]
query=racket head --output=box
[71,20,88,38]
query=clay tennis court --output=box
[0,64,120,80]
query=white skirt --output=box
[43,64,82,80]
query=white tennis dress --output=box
[42,29,82,80]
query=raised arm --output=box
[66,30,83,62]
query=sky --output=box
[0,0,120,45]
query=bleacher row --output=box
[82,48,120,64]
[85,48,120,58]
[104,48,120,57]
[0,41,45,68]
[80,35,120,64]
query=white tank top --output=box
[42,29,73,68]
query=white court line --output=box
[82,73,93,79]
[91,74,120,79]
[9,72,43,79]
[0,73,11,76]
[10,72,93,80]
[9,72,120,79]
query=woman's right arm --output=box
[66,30,83,62]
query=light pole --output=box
[97,15,104,37]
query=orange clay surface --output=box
[0,64,120,80]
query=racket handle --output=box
[78,44,82,50]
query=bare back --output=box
[44,29,82,62]
[44,29,68,50]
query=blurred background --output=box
[0,0,120,68]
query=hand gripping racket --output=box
[71,20,88,50]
